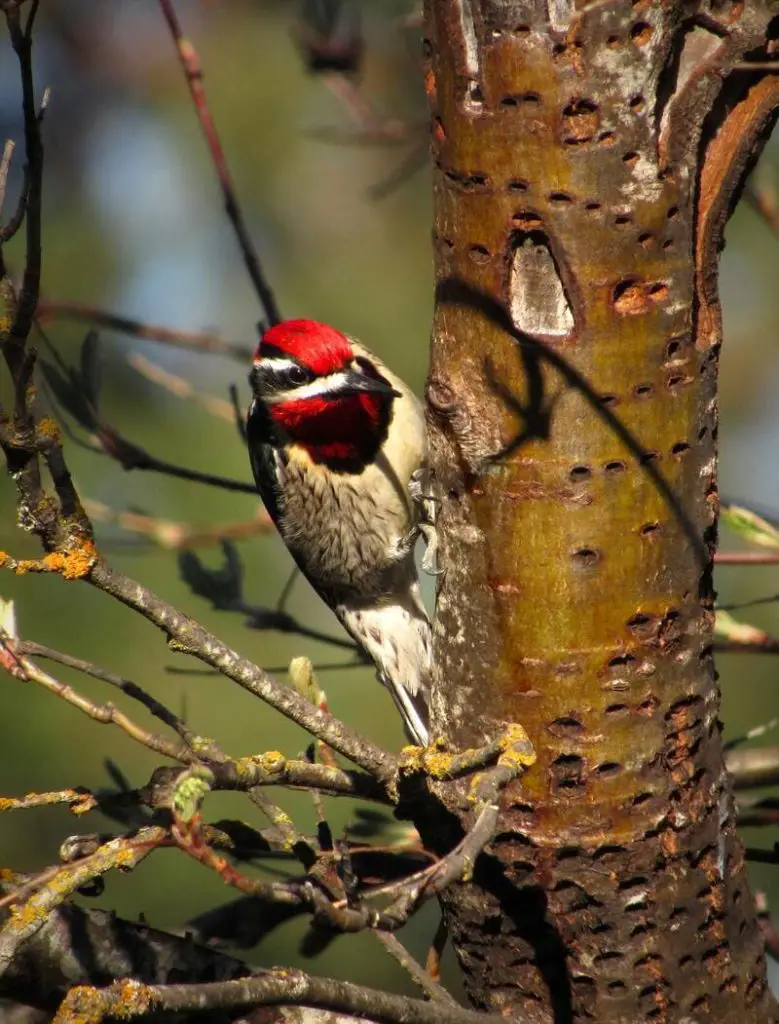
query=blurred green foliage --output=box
[0,0,779,999]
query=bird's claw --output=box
[408,469,441,576]
[419,523,442,576]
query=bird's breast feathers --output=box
[272,441,419,598]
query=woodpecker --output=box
[246,319,432,746]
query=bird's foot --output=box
[408,469,441,576]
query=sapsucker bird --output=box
[246,319,432,746]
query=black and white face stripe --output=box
[250,357,316,400]
[249,355,400,405]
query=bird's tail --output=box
[382,670,430,747]
[338,589,431,746]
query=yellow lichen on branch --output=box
[0,538,98,580]
[257,750,286,774]
[0,789,96,814]
[398,724,536,781]
[35,416,61,444]
[53,978,153,1023]
[496,724,536,771]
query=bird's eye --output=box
[288,366,308,386]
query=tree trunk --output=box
[420,0,779,1020]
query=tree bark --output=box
[421,0,779,1020]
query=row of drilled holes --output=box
[436,197,677,251]
[502,12,655,39]
[505,839,729,873]
[443,230,673,267]
[568,442,692,486]
[548,676,694,737]
[438,170,677,219]
[599,382,711,411]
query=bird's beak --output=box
[341,372,401,399]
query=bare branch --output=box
[13,636,204,753]
[0,788,96,814]
[0,631,191,763]
[127,352,235,421]
[0,138,14,222]
[2,0,42,353]
[737,798,779,829]
[728,747,779,789]
[88,557,398,783]
[158,0,281,326]
[145,752,390,805]
[0,828,163,979]
[374,932,458,1006]
[715,610,779,654]
[1,902,252,1012]
[37,299,251,361]
[715,552,779,565]
[305,728,536,933]
[84,499,272,551]
[54,968,495,1024]
[88,421,259,494]
[213,752,390,803]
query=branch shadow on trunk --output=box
[432,277,709,581]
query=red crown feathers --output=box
[257,319,353,377]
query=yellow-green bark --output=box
[421,0,779,1018]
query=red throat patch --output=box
[257,320,353,376]
[270,391,385,465]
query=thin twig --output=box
[128,352,235,421]
[0,80,42,245]
[715,641,779,655]
[14,636,203,751]
[84,498,272,550]
[0,138,15,222]
[715,552,779,564]
[727,746,779,789]
[374,931,458,1005]
[247,788,318,869]
[320,73,410,143]
[91,422,259,494]
[158,0,281,326]
[0,863,61,913]
[2,0,42,353]
[0,634,191,763]
[724,717,779,752]
[172,812,304,904]
[37,299,251,361]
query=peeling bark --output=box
[421,0,779,1019]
